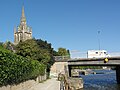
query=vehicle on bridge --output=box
[87,50,110,58]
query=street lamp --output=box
[98,31,100,50]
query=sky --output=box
[0,0,120,57]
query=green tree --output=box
[3,41,15,52]
[58,47,70,57]
[53,50,59,56]
[15,39,40,60]
[58,48,67,56]
[15,39,55,73]
[35,39,54,72]
[0,42,3,46]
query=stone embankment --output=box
[58,73,83,90]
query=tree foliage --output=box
[15,39,55,72]
[3,41,15,52]
[35,39,54,70]
[0,42,3,46]
[0,47,45,86]
[57,47,70,57]
[0,38,71,86]
[15,39,40,60]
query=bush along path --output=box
[0,48,46,87]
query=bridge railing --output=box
[53,56,70,61]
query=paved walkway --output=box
[29,78,60,90]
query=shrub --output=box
[0,48,45,86]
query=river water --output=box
[80,70,120,90]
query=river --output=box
[80,70,120,90]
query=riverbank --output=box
[29,78,60,90]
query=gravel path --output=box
[29,78,60,90]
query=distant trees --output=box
[57,47,70,58]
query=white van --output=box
[87,50,110,58]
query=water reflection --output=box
[80,70,120,90]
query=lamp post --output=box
[98,31,100,50]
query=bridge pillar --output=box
[68,65,72,77]
[116,66,120,84]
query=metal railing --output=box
[54,56,70,61]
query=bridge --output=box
[53,56,120,84]
[68,57,120,66]
[67,57,120,84]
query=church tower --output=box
[14,6,32,45]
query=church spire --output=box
[22,6,25,17]
[21,6,26,22]
[14,26,16,33]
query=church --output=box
[14,6,32,45]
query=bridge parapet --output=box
[54,56,69,61]
[68,57,120,66]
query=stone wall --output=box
[58,74,83,90]
[0,75,46,90]
[50,62,68,77]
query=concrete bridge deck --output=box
[68,57,120,66]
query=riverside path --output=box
[29,78,60,90]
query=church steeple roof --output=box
[21,6,26,22]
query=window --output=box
[96,52,98,54]
[104,52,106,54]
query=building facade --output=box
[14,6,32,45]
